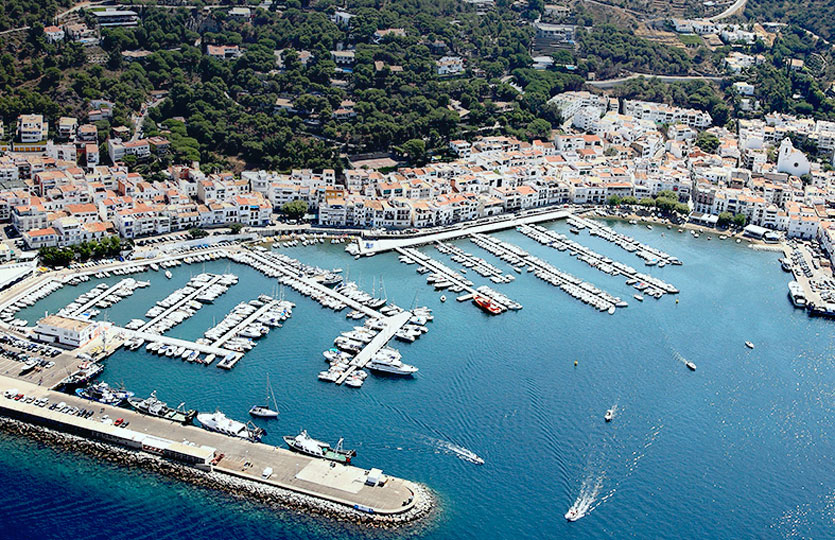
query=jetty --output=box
[139,274,224,333]
[394,247,520,313]
[122,329,239,360]
[517,224,679,298]
[568,215,682,265]
[470,233,624,312]
[0,374,423,518]
[349,207,571,256]
[334,311,413,385]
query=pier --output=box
[139,275,224,333]
[334,311,413,385]
[235,250,382,319]
[568,215,682,265]
[350,208,571,256]
[64,279,142,317]
[0,374,421,516]
[121,329,239,359]
[394,247,519,313]
[435,241,513,283]
[470,233,624,312]
[517,224,679,297]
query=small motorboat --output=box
[440,295,447,302]
[745,341,755,349]
[565,508,580,522]
[685,361,697,371]
[604,408,614,422]
[165,270,173,279]
[633,294,644,302]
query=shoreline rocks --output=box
[0,415,436,530]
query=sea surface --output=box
[3,220,835,539]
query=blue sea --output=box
[4,220,835,539]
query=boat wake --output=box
[565,474,606,521]
[427,437,485,465]
[565,423,663,522]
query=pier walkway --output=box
[139,275,223,332]
[68,279,135,317]
[352,208,571,256]
[335,311,413,385]
[212,299,283,348]
[120,329,238,358]
[242,251,382,319]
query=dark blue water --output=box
[4,221,835,539]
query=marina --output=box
[0,220,832,539]
[470,233,624,313]
[394,247,520,314]
[517,224,679,298]
[568,215,682,266]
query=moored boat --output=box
[283,430,356,464]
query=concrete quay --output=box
[351,208,571,256]
[0,373,422,517]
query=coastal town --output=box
[1,0,835,536]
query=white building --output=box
[34,315,102,348]
[776,138,810,177]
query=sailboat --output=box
[249,374,279,418]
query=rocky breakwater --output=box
[0,416,436,529]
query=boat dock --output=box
[394,247,519,313]
[349,208,572,256]
[434,241,513,283]
[568,215,682,265]
[517,224,679,298]
[0,374,421,516]
[121,329,239,360]
[470,234,624,313]
[212,300,285,349]
[64,279,142,317]
[334,311,413,385]
[139,275,224,333]
[234,250,382,319]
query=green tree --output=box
[607,195,622,206]
[281,200,309,220]
[229,223,244,234]
[732,213,747,227]
[399,138,426,165]
[717,212,733,227]
[695,132,720,154]
[188,227,208,239]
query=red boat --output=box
[473,295,502,315]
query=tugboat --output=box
[197,410,265,441]
[127,390,196,424]
[283,430,356,464]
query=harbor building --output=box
[34,315,104,348]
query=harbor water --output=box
[3,220,835,539]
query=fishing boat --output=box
[249,375,279,418]
[283,430,356,464]
[127,390,195,424]
[76,381,133,406]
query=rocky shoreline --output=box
[0,416,436,530]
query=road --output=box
[130,97,165,141]
[587,73,726,89]
[707,0,747,21]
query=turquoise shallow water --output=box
[3,220,835,539]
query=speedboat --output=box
[745,341,755,349]
[685,361,697,371]
[565,508,580,522]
